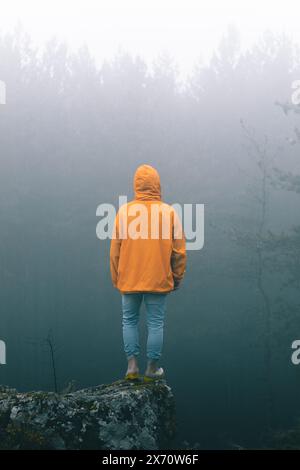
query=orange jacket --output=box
[110,164,186,293]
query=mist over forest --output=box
[1,25,300,448]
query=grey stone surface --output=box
[0,379,176,450]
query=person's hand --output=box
[173,280,180,291]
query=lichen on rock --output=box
[0,380,176,450]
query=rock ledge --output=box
[0,380,176,450]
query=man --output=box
[110,164,186,381]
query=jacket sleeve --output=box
[110,211,122,288]
[171,209,187,287]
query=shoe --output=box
[143,367,165,382]
[124,372,140,381]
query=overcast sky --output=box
[1,0,300,77]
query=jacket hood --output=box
[134,164,161,201]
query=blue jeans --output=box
[122,293,168,360]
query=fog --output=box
[1,3,300,449]
[1,0,300,77]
